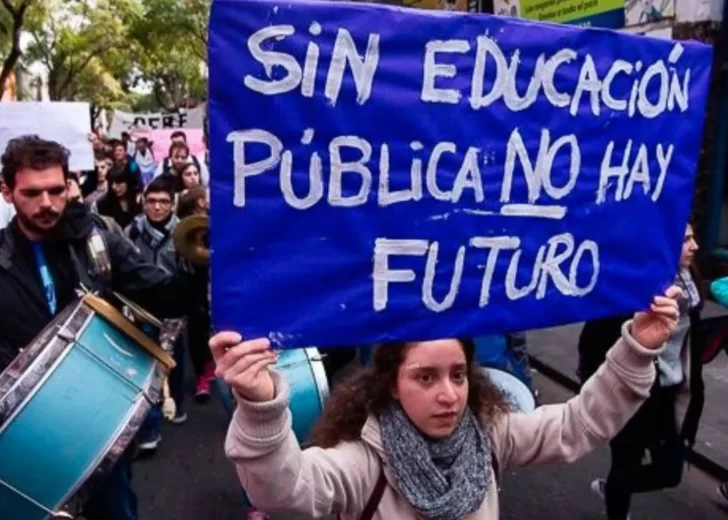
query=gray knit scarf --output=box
[379,404,491,520]
[139,214,178,250]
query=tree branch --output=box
[0,0,16,17]
[152,81,175,111]
[56,43,110,98]
[0,0,30,97]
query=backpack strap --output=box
[337,466,387,520]
[491,451,500,486]
[359,467,387,520]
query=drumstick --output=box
[162,376,176,419]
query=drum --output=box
[481,366,536,413]
[216,347,329,445]
[0,294,175,520]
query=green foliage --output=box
[23,0,139,100]
[3,0,210,110]
[0,0,48,95]
[128,0,209,109]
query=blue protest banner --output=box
[208,0,713,348]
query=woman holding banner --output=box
[210,285,682,520]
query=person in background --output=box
[66,172,83,203]
[126,178,191,452]
[706,275,728,504]
[180,162,202,192]
[133,137,156,186]
[155,143,197,197]
[154,131,209,185]
[121,131,136,157]
[0,177,16,229]
[84,157,112,206]
[68,173,126,238]
[94,166,143,230]
[210,284,682,520]
[177,185,208,218]
[110,139,142,193]
[90,129,108,161]
[580,224,704,520]
[177,186,214,400]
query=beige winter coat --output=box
[225,322,662,519]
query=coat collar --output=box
[0,203,94,270]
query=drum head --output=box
[480,366,535,413]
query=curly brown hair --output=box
[1,135,70,189]
[309,340,511,448]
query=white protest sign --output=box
[108,105,206,138]
[0,102,94,172]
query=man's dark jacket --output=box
[0,203,187,372]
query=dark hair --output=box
[309,340,510,448]
[121,132,130,140]
[168,141,190,157]
[170,130,187,141]
[177,186,206,218]
[1,135,70,189]
[109,139,125,150]
[107,165,131,184]
[144,177,174,199]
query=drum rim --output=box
[0,301,80,392]
[54,366,163,517]
[0,305,166,517]
[304,347,329,409]
[0,302,92,432]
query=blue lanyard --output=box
[31,243,57,315]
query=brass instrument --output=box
[173,214,210,265]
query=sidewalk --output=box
[527,300,728,479]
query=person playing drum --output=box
[211,285,682,520]
[0,135,191,520]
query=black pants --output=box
[187,309,212,377]
[605,385,685,520]
[82,444,138,520]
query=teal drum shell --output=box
[0,299,165,520]
[215,347,329,446]
[275,348,329,445]
[480,366,536,414]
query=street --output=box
[135,369,728,520]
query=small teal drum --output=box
[216,347,329,445]
[481,366,536,413]
[276,348,329,444]
[0,294,175,520]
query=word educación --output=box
[227,23,690,313]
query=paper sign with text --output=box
[0,102,94,172]
[209,0,712,348]
[108,106,205,138]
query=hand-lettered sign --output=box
[108,106,205,138]
[209,0,712,348]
